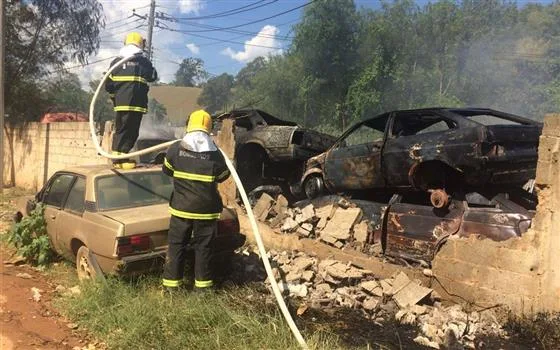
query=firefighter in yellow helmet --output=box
[105,32,158,169]
[161,110,230,292]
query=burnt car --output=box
[215,109,337,193]
[15,165,245,280]
[301,108,542,207]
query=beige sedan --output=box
[15,165,245,280]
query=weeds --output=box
[505,312,560,349]
[7,203,54,266]
[56,277,340,350]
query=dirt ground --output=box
[0,246,90,350]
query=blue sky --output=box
[75,0,553,85]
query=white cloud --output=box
[178,0,204,14]
[186,43,200,55]
[221,25,283,63]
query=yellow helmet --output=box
[186,110,212,134]
[124,32,145,48]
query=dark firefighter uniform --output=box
[104,33,157,167]
[161,111,230,290]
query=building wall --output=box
[433,114,560,314]
[3,122,111,191]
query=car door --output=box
[41,173,76,254]
[382,111,458,187]
[55,176,87,261]
[323,120,386,191]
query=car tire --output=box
[76,246,97,281]
[304,175,324,199]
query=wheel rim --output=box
[305,177,322,199]
[78,253,93,280]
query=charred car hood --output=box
[101,203,170,236]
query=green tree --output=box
[6,0,104,123]
[88,79,114,124]
[197,73,234,114]
[173,58,208,87]
[44,73,89,113]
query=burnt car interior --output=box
[391,113,457,138]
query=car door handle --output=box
[50,215,56,220]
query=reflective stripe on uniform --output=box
[109,74,148,84]
[169,207,220,220]
[194,279,214,288]
[162,279,182,287]
[114,106,148,113]
[173,170,215,182]
[164,158,174,171]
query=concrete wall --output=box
[433,114,560,314]
[3,122,111,191]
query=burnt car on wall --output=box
[214,109,337,194]
[301,108,542,207]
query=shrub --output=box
[8,203,54,266]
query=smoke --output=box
[137,113,177,140]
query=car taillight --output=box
[117,235,151,256]
[218,219,240,235]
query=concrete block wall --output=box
[433,114,560,314]
[3,122,110,191]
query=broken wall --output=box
[214,118,237,206]
[433,114,560,314]
[3,122,110,191]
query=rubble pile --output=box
[255,248,507,349]
[251,194,381,253]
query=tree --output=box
[88,79,115,124]
[6,0,104,123]
[173,58,208,87]
[234,57,267,90]
[44,73,89,113]
[197,73,235,114]
[148,98,168,122]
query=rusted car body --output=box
[347,191,534,264]
[381,193,533,263]
[215,109,337,192]
[15,165,244,278]
[301,108,542,204]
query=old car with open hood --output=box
[15,165,245,280]
[301,108,542,207]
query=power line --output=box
[169,0,277,21]
[46,57,117,75]
[159,0,315,33]
[156,24,283,50]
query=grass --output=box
[55,276,341,350]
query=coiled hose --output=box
[88,55,308,349]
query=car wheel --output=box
[76,246,97,281]
[304,175,324,199]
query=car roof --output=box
[62,164,163,177]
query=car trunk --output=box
[101,203,169,253]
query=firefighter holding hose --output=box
[161,110,230,292]
[105,32,158,169]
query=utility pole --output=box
[0,0,5,193]
[146,0,156,60]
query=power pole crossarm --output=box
[146,0,156,60]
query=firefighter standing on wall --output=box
[161,110,230,292]
[105,32,158,169]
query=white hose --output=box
[88,58,309,349]
[219,149,309,349]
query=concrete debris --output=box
[252,193,275,221]
[414,336,440,349]
[281,217,299,232]
[31,287,42,302]
[321,207,362,241]
[353,221,369,243]
[16,272,33,279]
[273,195,289,218]
[258,248,507,349]
[5,255,26,266]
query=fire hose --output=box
[89,55,308,349]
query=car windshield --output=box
[96,171,173,211]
